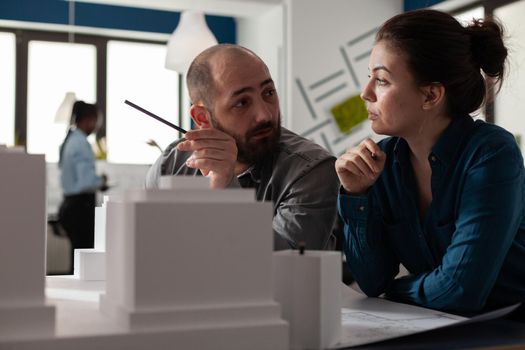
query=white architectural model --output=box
[73,196,108,280]
[99,176,289,349]
[2,146,473,350]
[0,146,55,339]
[274,250,342,350]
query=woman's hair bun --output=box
[467,18,507,81]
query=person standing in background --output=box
[58,101,107,274]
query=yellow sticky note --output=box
[330,95,367,133]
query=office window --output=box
[495,1,525,154]
[106,40,179,164]
[27,41,96,161]
[0,32,16,146]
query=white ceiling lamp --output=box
[54,92,77,124]
[165,10,218,74]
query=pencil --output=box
[124,99,187,134]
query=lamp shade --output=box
[165,11,218,74]
[54,92,77,124]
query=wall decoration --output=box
[296,27,379,155]
[330,94,367,134]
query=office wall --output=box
[284,0,403,155]
[495,0,525,155]
[404,0,445,11]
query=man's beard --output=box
[210,113,282,165]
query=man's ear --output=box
[421,83,445,111]
[190,104,211,129]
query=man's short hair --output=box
[186,44,261,109]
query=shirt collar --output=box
[238,155,271,184]
[72,127,88,138]
[431,116,475,165]
[237,164,260,184]
[237,150,278,185]
[393,116,475,166]
[393,137,409,165]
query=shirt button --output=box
[430,155,437,162]
[359,206,365,212]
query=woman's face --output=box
[361,41,428,138]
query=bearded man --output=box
[145,44,339,250]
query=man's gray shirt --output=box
[145,127,340,250]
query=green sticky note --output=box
[330,95,367,133]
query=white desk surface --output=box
[0,276,516,350]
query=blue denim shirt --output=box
[60,128,102,195]
[339,116,525,314]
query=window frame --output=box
[448,0,523,123]
[1,27,183,151]
[0,31,16,146]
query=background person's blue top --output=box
[59,128,102,196]
[339,116,525,314]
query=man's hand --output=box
[335,138,386,195]
[176,128,238,189]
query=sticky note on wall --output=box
[330,95,367,133]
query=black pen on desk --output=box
[298,241,306,255]
[124,100,187,134]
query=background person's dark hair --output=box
[71,100,98,125]
[59,101,99,167]
[376,9,508,118]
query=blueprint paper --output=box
[332,284,518,348]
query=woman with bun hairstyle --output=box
[58,101,107,274]
[336,9,525,316]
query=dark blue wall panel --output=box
[0,0,236,43]
[404,0,446,12]
[0,0,68,24]
[75,2,182,34]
